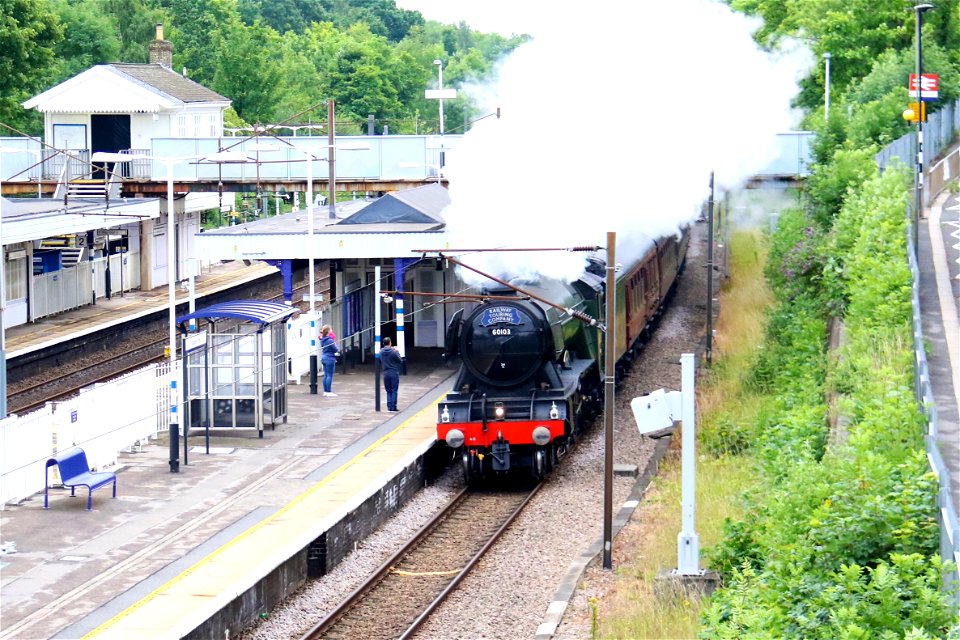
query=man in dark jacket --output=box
[380,337,403,411]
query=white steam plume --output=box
[402,0,812,285]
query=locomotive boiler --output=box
[437,229,689,482]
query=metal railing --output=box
[877,97,960,207]
[907,223,960,608]
[2,132,817,187]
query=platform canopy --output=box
[176,299,297,332]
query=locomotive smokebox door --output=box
[461,302,550,388]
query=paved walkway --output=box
[0,347,454,640]
[920,189,960,513]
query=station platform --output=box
[0,256,457,639]
[0,342,455,639]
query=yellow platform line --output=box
[84,394,445,640]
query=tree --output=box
[161,0,240,86]
[102,0,168,63]
[48,0,121,80]
[212,20,286,123]
[238,0,325,34]
[0,0,63,134]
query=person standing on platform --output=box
[320,325,340,397]
[380,337,403,411]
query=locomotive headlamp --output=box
[441,405,450,423]
[532,426,551,445]
[550,402,559,420]
[494,402,505,419]
[445,428,465,448]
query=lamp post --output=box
[0,147,25,418]
[328,100,337,220]
[247,138,366,391]
[91,152,140,301]
[435,59,446,169]
[913,3,934,257]
[823,53,831,121]
[424,61,456,171]
[434,59,445,139]
[145,151,248,472]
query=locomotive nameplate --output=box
[480,306,522,326]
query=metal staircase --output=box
[33,236,86,274]
[66,179,107,200]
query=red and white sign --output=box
[909,73,939,100]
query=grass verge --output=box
[593,228,771,639]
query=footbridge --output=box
[1,132,813,197]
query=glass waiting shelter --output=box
[176,300,298,439]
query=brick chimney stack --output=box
[149,23,173,69]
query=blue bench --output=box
[44,447,117,511]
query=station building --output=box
[2,24,466,358]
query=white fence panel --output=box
[0,406,55,509]
[31,262,93,320]
[54,365,165,471]
[0,363,171,508]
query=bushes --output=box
[699,165,953,638]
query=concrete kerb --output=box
[534,435,674,640]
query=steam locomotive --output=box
[437,229,689,482]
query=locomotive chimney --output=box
[149,23,173,69]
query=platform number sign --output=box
[909,74,939,101]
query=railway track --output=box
[6,281,319,415]
[302,484,541,640]
[7,338,167,414]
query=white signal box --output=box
[631,388,682,434]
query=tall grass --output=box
[593,228,772,639]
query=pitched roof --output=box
[22,64,229,114]
[335,183,449,227]
[108,64,229,104]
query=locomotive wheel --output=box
[534,449,547,481]
[461,450,473,484]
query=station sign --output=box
[184,330,208,354]
[425,89,457,100]
[908,73,939,100]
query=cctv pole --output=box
[328,99,337,219]
[677,353,700,574]
[374,265,382,411]
[913,4,934,257]
[603,231,616,569]
[706,172,715,367]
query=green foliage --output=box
[762,208,828,302]
[732,0,957,113]
[48,0,121,80]
[805,147,878,230]
[102,0,166,63]
[0,0,63,134]
[701,101,949,635]
[700,411,754,456]
[703,553,955,639]
[5,0,521,133]
[820,164,910,319]
[212,19,287,123]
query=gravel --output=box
[240,220,710,640]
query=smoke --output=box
[401,0,812,285]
